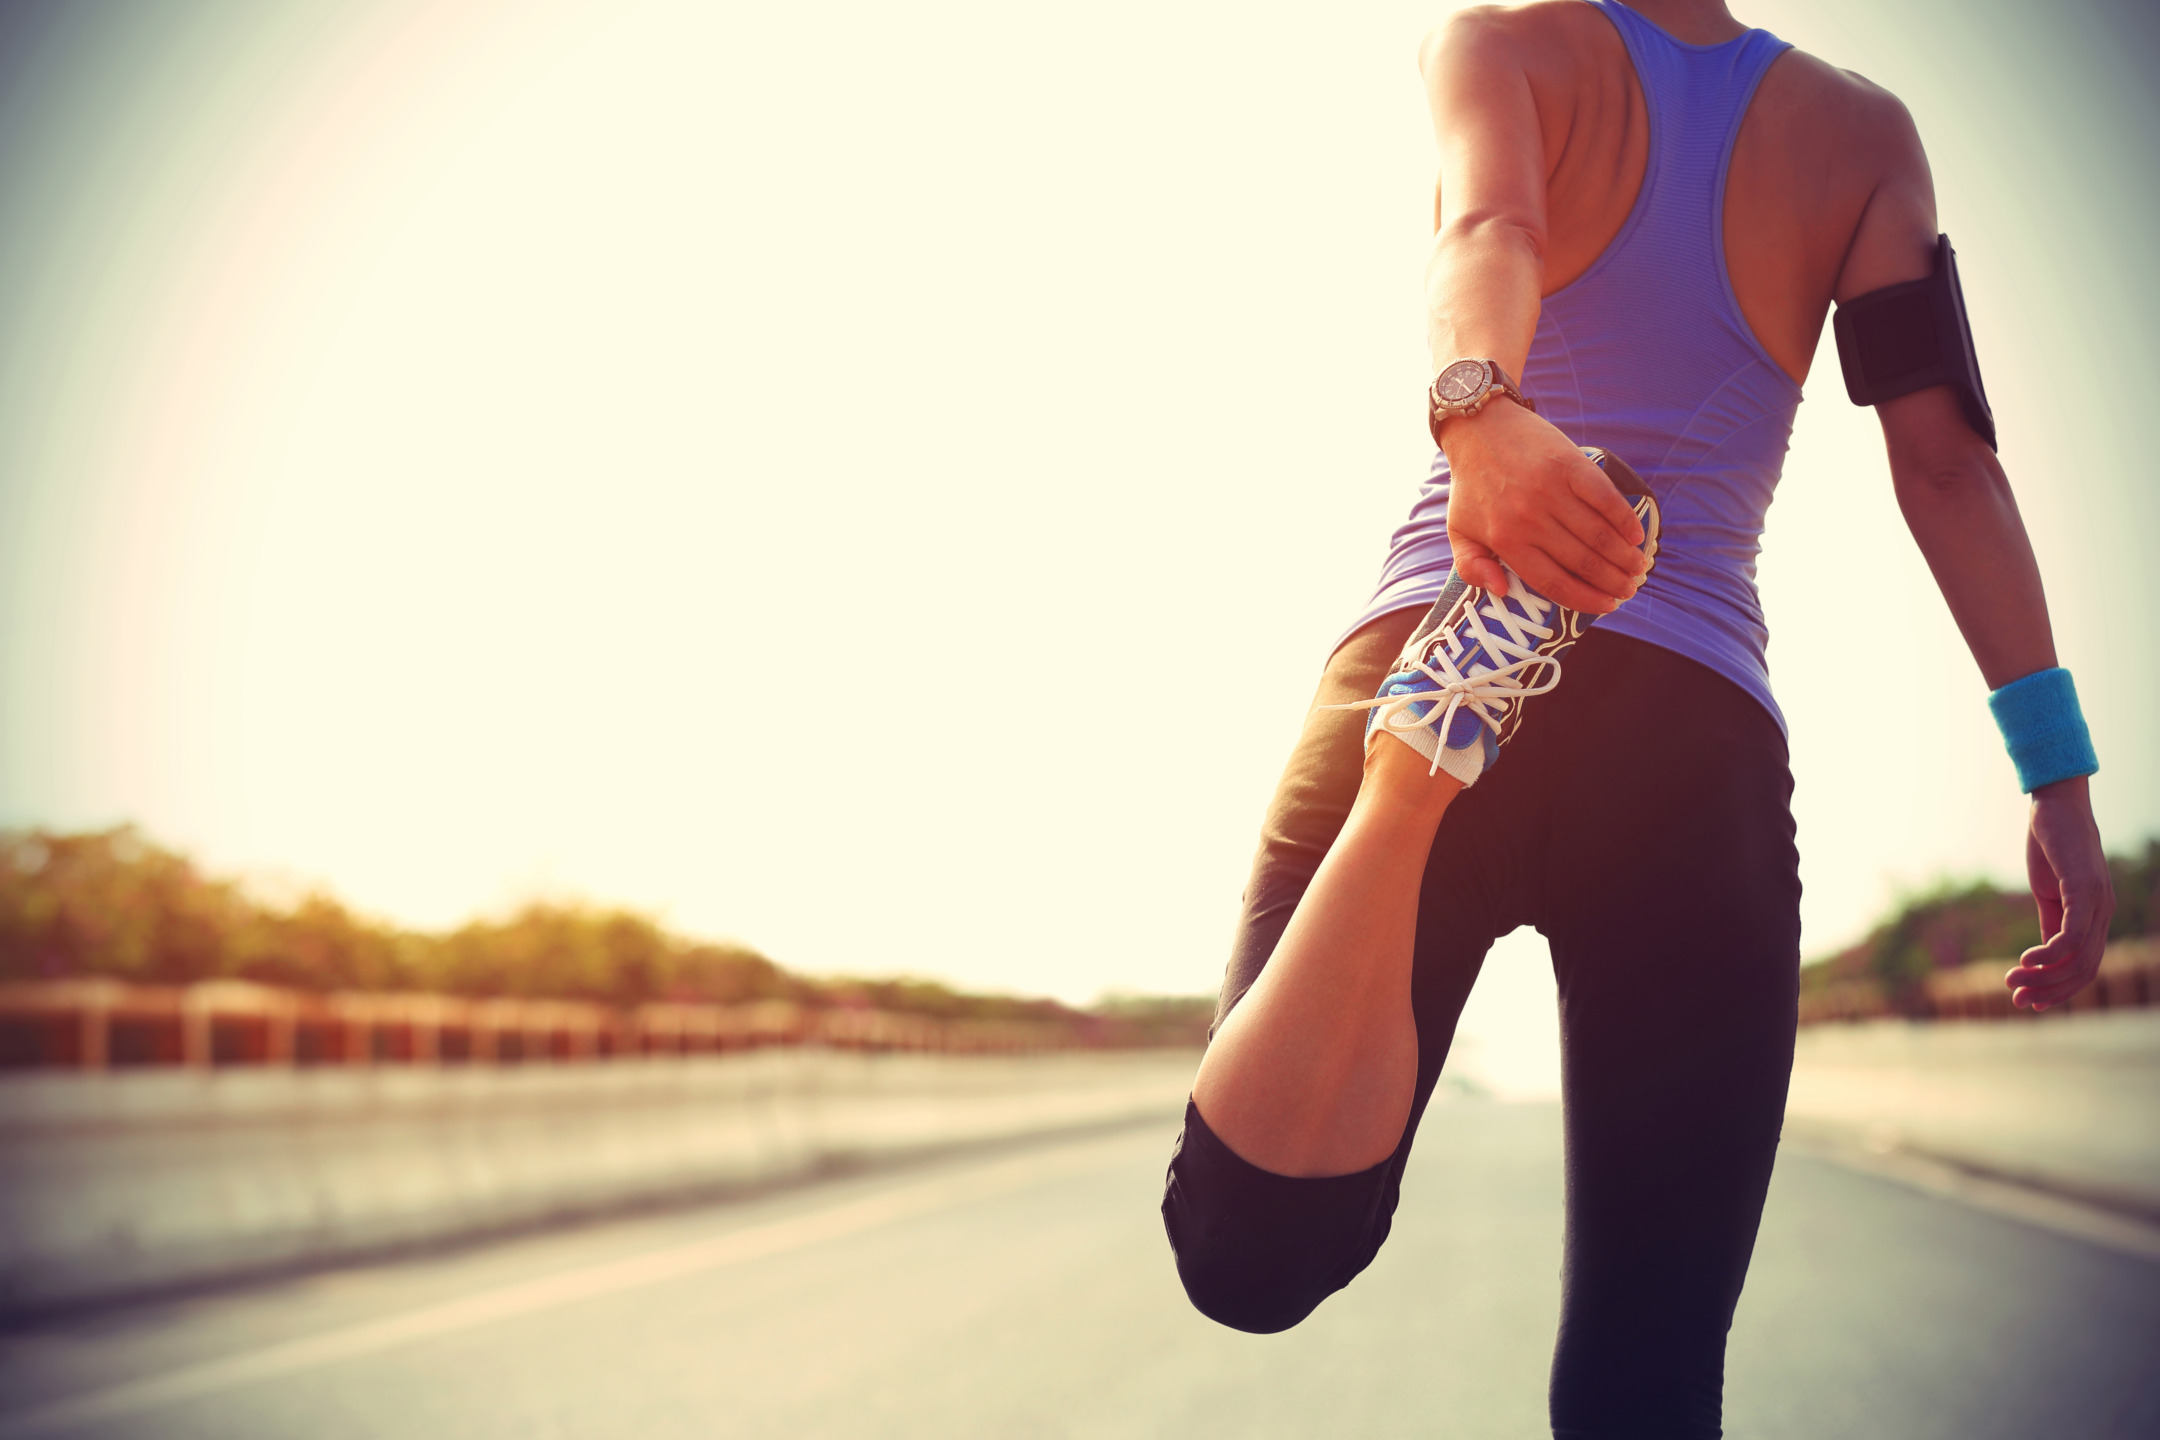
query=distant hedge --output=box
[0,827,1215,1041]
[1802,839,2158,1008]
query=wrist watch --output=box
[1427,358,1535,446]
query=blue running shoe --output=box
[1333,448,1661,786]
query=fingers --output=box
[2012,954,2104,1010]
[1520,461,1649,605]
[2008,794,2116,1011]
[1465,506,1639,612]
[1442,441,1649,611]
[1566,461,1647,551]
[2005,884,2107,1011]
[1451,539,1511,596]
[2005,919,2085,1007]
[1560,496,1651,581]
[1509,546,1622,614]
[1540,520,1645,601]
[2010,967,2100,1012]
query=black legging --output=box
[1162,626,1801,1439]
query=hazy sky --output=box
[0,0,2153,1091]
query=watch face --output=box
[1436,359,1488,406]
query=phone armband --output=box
[1832,233,1997,450]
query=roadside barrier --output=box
[0,979,1087,1071]
[0,1047,1200,1316]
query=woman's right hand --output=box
[1439,399,1649,612]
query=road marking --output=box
[0,1130,1159,1438]
[1790,1135,2160,1262]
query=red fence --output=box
[0,979,1079,1069]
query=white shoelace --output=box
[1333,580,1569,774]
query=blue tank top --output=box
[1345,1,1800,732]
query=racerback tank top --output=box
[1344,0,1801,732]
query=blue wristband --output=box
[1987,667,2098,792]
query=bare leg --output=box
[1190,732,1464,1177]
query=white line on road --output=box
[1790,1135,2160,1262]
[0,1130,1157,1439]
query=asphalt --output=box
[0,1101,2154,1440]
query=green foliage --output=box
[0,827,1206,1035]
[1,828,252,986]
[820,977,1079,1024]
[2108,839,2160,940]
[0,826,803,1009]
[668,943,801,1006]
[1087,992,1217,1047]
[1802,839,2159,1004]
[1869,878,2042,992]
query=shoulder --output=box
[1418,2,1613,79]
[1763,49,1929,179]
[1742,45,1937,295]
[1753,54,1944,295]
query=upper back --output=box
[1468,0,1924,385]
[1410,1,1942,729]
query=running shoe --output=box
[1333,447,1661,786]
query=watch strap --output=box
[1485,361,1533,413]
[1428,359,1535,447]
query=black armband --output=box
[1832,233,1996,450]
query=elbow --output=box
[1891,449,2017,529]
[1432,209,1546,264]
[1880,387,2006,507]
[1894,450,2003,505]
[1903,455,1989,500]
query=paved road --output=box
[1,1102,2154,1439]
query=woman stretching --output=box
[1161,3,2113,1435]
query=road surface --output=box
[1,1102,2154,1439]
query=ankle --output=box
[1359,734,1466,816]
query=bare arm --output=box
[1838,98,2113,1009]
[1418,11,1646,613]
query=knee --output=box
[1160,1102,1394,1335]
[1166,1215,1340,1334]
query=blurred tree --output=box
[1803,842,2159,1012]
[671,942,796,1005]
[1087,993,1216,1047]
[2108,839,2158,940]
[237,893,409,992]
[0,827,250,985]
[0,825,1306,1043]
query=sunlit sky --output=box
[1,0,2154,1094]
